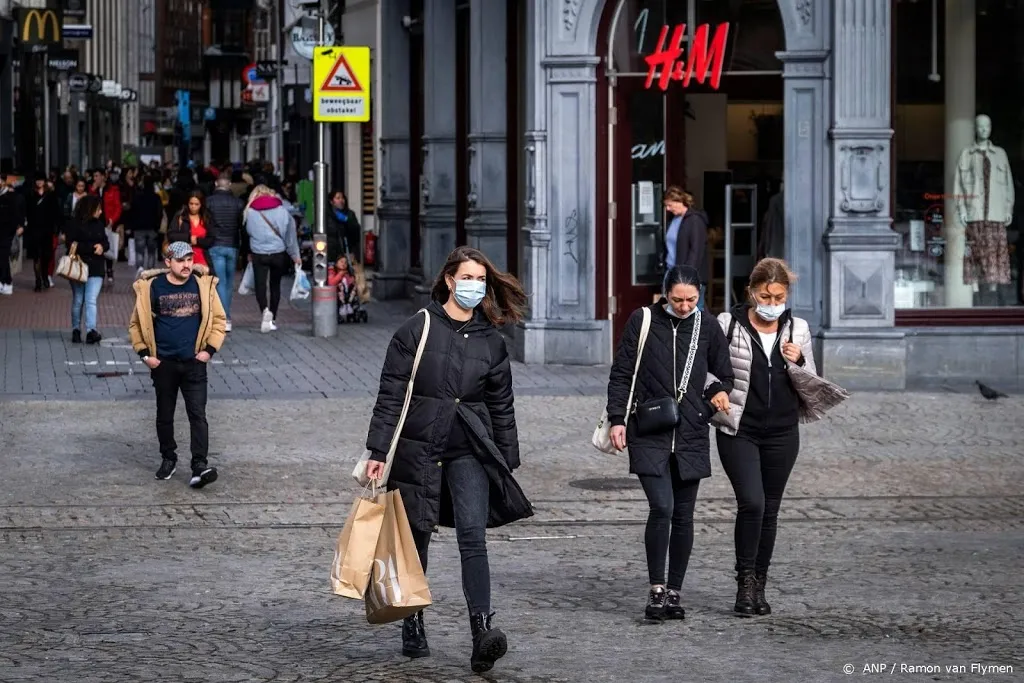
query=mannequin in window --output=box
[953,115,1014,296]
[757,181,784,261]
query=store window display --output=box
[892,0,1023,312]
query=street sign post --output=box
[312,46,370,123]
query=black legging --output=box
[716,425,799,573]
[34,250,53,287]
[252,252,288,317]
[637,456,700,590]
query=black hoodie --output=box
[674,209,709,283]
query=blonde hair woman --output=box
[242,185,301,332]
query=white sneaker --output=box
[260,309,273,333]
[225,320,232,332]
[0,284,11,295]
[268,319,278,332]
[47,276,54,287]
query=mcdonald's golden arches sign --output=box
[15,7,63,47]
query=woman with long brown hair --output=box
[362,246,533,673]
[167,190,214,271]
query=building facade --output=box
[356,0,1024,391]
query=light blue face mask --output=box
[453,280,486,310]
[755,303,786,322]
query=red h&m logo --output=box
[644,23,730,91]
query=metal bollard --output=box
[311,285,338,338]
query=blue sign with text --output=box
[176,90,191,142]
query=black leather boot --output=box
[734,570,757,617]
[664,589,685,620]
[644,586,667,621]
[469,612,507,673]
[754,570,772,615]
[401,610,429,658]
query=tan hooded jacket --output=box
[128,264,227,359]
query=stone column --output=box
[375,0,414,299]
[513,0,606,364]
[418,0,458,288]
[943,0,975,307]
[777,48,829,331]
[465,0,508,270]
[820,0,906,389]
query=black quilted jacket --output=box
[606,302,735,479]
[366,301,533,532]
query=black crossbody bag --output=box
[633,311,702,437]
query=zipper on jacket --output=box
[671,321,679,454]
[748,324,783,415]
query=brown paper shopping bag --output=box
[330,488,387,599]
[364,489,433,624]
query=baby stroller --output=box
[331,258,370,323]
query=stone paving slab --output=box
[4,495,1023,531]
[1,392,1023,681]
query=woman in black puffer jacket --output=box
[363,246,532,674]
[63,195,109,345]
[606,265,735,621]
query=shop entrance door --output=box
[610,79,688,338]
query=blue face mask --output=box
[453,280,486,310]
[755,303,786,322]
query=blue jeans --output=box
[71,276,103,331]
[208,246,238,320]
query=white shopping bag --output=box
[290,264,310,301]
[238,262,254,295]
[127,238,137,267]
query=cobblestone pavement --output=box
[0,260,609,400]
[1,392,1022,682]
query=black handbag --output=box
[633,311,702,437]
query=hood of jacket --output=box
[249,195,282,211]
[682,209,709,228]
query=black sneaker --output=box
[155,459,176,480]
[189,467,218,489]
[645,586,667,621]
[85,330,102,344]
[71,329,82,344]
[664,589,685,620]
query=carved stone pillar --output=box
[465,0,508,270]
[820,0,906,388]
[418,0,458,288]
[375,0,414,299]
[512,0,607,364]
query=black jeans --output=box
[34,247,53,286]
[252,252,289,317]
[410,454,491,614]
[152,359,210,472]
[716,426,800,573]
[637,457,701,590]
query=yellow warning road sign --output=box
[313,46,370,123]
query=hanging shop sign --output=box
[63,0,87,20]
[62,24,93,40]
[16,7,62,48]
[643,23,729,92]
[48,50,79,72]
[290,16,335,61]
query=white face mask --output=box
[664,303,696,319]
[755,303,786,322]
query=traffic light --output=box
[312,233,328,287]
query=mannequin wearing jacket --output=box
[954,115,1014,288]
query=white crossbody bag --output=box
[352,309,431,487]
[591,307,652,454]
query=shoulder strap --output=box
[382,309,431,464]
[726,313,738,342]
[257,210,284,240]
[676,311,702,401]
[624,307,652,416]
